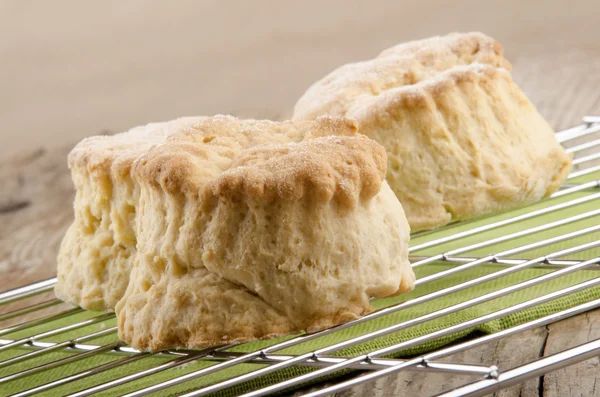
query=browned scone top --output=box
[293,32,511,121]
[67,117,204,175]
[134,116,387,209]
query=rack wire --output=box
[1,116,600,397]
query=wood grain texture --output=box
[291,328,550,397]
[1,0,600,395]
[541,312,600,397]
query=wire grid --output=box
[2,117,600,397]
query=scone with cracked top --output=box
[113,115,414,351]
[294,33,571,231]
[55,117,204,311]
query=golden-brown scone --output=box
[293,33,571,231]
[68,115,414,351]
[55,118,204,310]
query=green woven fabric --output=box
[1,170,599,397]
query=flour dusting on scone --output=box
[293,32,571,231]
[294,32,511,122]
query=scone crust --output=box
[294,32,511,121]
[377,31,510,63]
[135,116,385,204]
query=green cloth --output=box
[1,170,599,397]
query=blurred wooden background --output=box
[1,1,600,396]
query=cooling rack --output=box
[2,116,600,397]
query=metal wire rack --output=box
[2,116,600,397]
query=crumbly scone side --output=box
[347,64,572,231]
[117,264,298,351]
[116,116,414,350]
[55,118,203,310]
[55,166,138,310]
[293,32,510,121]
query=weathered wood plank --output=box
[289,327,548,396]
[0,144,75,317]
[541,311,600,397]
[0,144,74,289]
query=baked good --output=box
[116,116,414,350]
[57,115,414,349]
[115,116,414,351]
[55,117,203,310]
[293,33,571,231]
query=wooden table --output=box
[2,1,600,395]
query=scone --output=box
[55,117,204,310]
[294,33,571,231]
[115,116,415,351]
